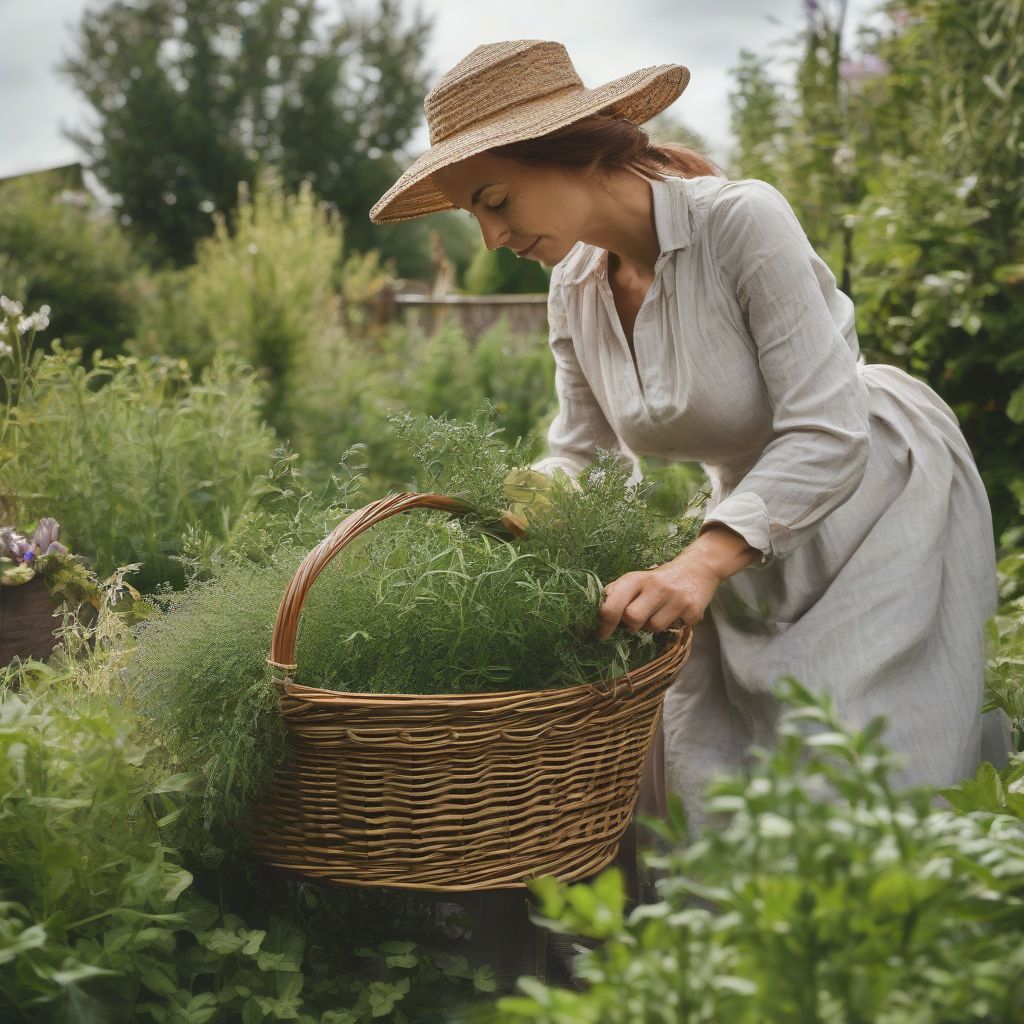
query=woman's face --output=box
[432,152,591,268]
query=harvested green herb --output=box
[128,409,703,841]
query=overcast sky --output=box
[0,0,885,180]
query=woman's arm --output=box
[595,179,870,639]
[531,266,643,484]
[697,178,871,562]
[595,523,757,639]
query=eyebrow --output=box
[470,184,495,207]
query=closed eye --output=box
[467,197,508,219]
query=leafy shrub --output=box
[463,243,550,295]
[463,321,557,449]
[131,174,343,439]
[0,177,144,362]
[851,154,1023,533]
[0,675,489,1021]
[5,346,276,591]
[286,317,559,507]
[0,680,194,1019]
[481,681,1024,1023]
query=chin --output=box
[540,241,571,268]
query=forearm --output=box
[683,522,758,581]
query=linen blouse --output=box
[530,174,1007,831]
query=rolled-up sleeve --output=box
[531,267,643,484]
[700,179,871,564]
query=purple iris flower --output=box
[0,527,31,560]
[32,517,60,551]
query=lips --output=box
[515,236,541,258]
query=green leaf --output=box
[473,964,498,993]
[242,999,266,1024]
[0,923,47,965]
[366,978,410,1017]
[51,963,120,986]
[254,918,304,973]
[141,965,180,996]
[1007,386,1024,425]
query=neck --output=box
[579,167,661,277]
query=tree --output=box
[61,0,432,273]
[726,49,788,183]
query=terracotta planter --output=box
[0,576,61,667]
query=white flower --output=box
[954,175,979,200]
[0,340,11,359]
[247,242,259,255]
[832,144,856,175]
[586,467,607,485]
[0,295,23,317]
[921,274,950,293]
[15,310,49,334]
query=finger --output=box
[647,607,698,632]
[619,589,671,634]
[595,575,645,640]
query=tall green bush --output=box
[61,0,433,273]
[5,347,276,591]
[0,177,143,362]
[727,0,1024,533]
[849,0,1024,533]
[463,243,550,295]
[132,175,343,441]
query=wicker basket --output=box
[250,492,692,891]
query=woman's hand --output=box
[595,524,759,640]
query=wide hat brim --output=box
[369,63,690,224]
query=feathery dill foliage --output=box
[387,405,534,523]
[126,554,302,843]
[517,455,696,582]
[128,409,703,840]
[296,515,631,694]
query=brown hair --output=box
[489,113,726,181]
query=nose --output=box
[479,212,511,252]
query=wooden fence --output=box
[363,289,549,341]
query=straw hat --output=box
[369,39,690,224]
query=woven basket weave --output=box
[250,492,692,891]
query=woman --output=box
[370,39,1008,843]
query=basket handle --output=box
[267,492,526,672]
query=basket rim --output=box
[270,625,691,708]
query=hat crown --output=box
[425,40,584,145]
